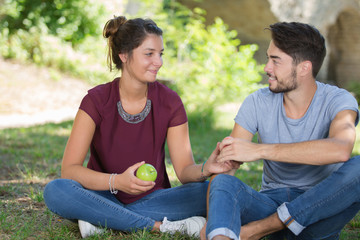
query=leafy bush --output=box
[0,0,111,84]
[347,81,360,105]
[0,0,106,45]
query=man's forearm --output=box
[258,138,352,165]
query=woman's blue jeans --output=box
[206,156,360,240]
[44,179,208,232]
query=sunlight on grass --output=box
[17,164,47,180]
[353,125,360,156]
[165,161,181,187]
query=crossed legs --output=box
[205,156,360,240]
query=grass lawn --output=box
[1,108,360,239]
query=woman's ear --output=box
[119,53,128,63]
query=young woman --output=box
[44,16,234,238]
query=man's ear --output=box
[119,53,127,63]
[299,60,312,77]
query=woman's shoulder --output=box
[88,78,118,96]
[87,78,119,104]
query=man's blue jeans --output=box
[206,156,360,240]
[44,179,208,232]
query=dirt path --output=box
[0,58,92,129]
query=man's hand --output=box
[217,136,261,163]
[203,142,241,177]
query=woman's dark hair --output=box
[103,16,163,71]
[267,22,326,78]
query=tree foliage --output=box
[0,0,110,83]
[0,0,106,45]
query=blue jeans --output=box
[44,179,208,232]
[206,156,360,240]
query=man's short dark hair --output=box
[267,22,326,78]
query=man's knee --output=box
[338,155,360,180]
[346,155,360,167]
[210,174,246,193]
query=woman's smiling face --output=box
[121,34,164,83]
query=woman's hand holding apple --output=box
[115,161,155,195]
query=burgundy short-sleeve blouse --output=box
[79,78,187,204]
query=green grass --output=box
[1,111,360,239]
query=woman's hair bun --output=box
[103,16,127,39]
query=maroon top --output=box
[79,78,187,204]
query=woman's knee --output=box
[44,179,60,201]
[176,181,209,197]
[44,179,77,196]
[189,181,209,192]
[43,179,79,209]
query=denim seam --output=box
[277,203,305,235]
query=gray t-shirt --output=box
[235,81,359,191]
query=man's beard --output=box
[270,68,298,93]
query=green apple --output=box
[136,163,157,181]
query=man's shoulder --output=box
[316,81,357,105]
[253,87,272,95]
[316,81,349,96]
[239,87,282,117]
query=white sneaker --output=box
[78,220,105,238]
[159,216,206,237]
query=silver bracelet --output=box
[109,173,118,194]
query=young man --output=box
[202,22,360,240]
